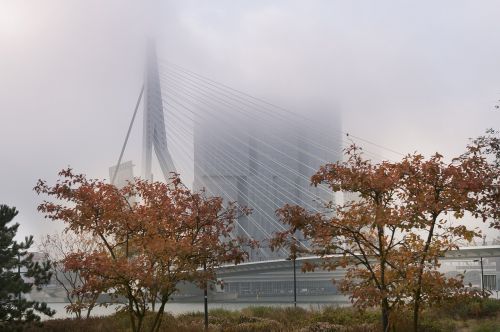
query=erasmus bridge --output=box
[110,43,346,262]
[107,45,500,301]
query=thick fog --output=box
[1,0,499,241]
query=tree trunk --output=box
[413,289,421,332]
[86,302,95,319]
[129,314,137,332]
[381,298,390,332]
[377,222,390,332]
[413,214,437,332]
[151,299,167,332]
[128,297,137,332]
[137,315,144,332]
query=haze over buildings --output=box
[193,102,341,260]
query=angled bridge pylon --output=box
[142,43,176,181]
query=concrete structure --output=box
[142,43,176,181]
[444,245,500,295]
[109,160,135,188]
[210,245,500,300]
[31,245,500,303]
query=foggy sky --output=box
[1,0,499,241]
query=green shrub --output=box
[433,298,500,320]
[479,299,500,318]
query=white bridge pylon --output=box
[142,43,176,182]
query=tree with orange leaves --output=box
[35,169,251,332]
[272,144,497,332]
[397,147,496,331]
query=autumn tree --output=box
[272,145,497,332]
[35,169,251,332]
[397,148,496,331]
[0,205,54,329]
[273,146,410,331]
[38,232,101,319]
[465,128,500,229]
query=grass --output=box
[21,299,500,332]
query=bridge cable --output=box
[158,71,347,165]
[159,65,388,163]
[159,66,348,157]
[158,88,328,211]
[158,77,340,186]
[159,60,404,160]
[111,84,144,185]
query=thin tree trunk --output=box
[151,299,167,332]
[413,292,420,332]
[381,298,390,332]
[377,219,390,332]
[86,301,96,319]
[413,214,437,332]
[86,299,96,319]
[129,314,137,332]
[137,315,144,332]
[128,296,137,332]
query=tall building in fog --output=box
[193,107,341,261]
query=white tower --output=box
[142,42,176,181]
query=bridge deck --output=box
[218,246,500,276]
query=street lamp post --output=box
[480,257,484,297]
[286,254,297,308]
[473,257,484,297]
[203,261,208,331]
[293,255,297,308]
[287,235,298,308]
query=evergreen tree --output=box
[0,205,54,329]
